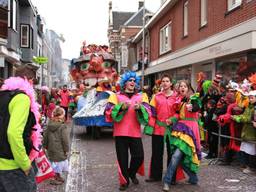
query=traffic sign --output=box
[33,57,48,64]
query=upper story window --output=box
[183,1,188,36]
[8,0,17,31]
[20,24,33,49]
[0,2,8,39]
[227,0,242,11]
[159,22,171,55]
[21,24,29,48]
[200,0,207,27]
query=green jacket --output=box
[0,94,31,171]
[44,120,69,162]
[234,104,256,141]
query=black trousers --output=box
[149,134,176,181]
[61,106,69,121]
[115,136,144,185]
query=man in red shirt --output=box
[59,85,70,121]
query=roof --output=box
[132,0,178,43]
[112,11,135,30]
[123,7,152,27]
[0,0,7,8]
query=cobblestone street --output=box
[37,124,256,192]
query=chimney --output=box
[109,1,112,10]
[109,1,113,26]
[138,1,144,10]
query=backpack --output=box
[0,90,36,159]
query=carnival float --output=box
[70,41,119,137]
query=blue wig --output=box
[120,71,141,89]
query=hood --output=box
[48,120,63,132]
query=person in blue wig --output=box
[105,71,150,191]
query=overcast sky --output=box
[31,0,161,60]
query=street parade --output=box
[1,0,256,192]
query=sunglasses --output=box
[128,79,136,82]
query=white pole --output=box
[141,0,146,87]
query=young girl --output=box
[163,80,201,191]
[44,107,70,185]
[145,74,180,183]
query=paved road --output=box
[39,123,256,192]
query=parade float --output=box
[70,41,119,136]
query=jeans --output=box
[163,148,198,185]
[0,168,37,192]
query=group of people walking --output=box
[1,64,256,192]
[105,71,202,191]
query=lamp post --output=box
[141,0,146,87]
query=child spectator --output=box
[46,98,56,119]
[232,92,256,173]
[44,107,70,185]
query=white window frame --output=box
[200,0,207,27]
[227,0,242,11]
[12,0,16,30]
[159,21,172,55]
[8,0,10,27]
[183,1,188,36]
[30,27,33,49]
[20,24,30,48]
[8,0,17,30]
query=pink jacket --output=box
[106,92,149,138]
[149,91,179,136]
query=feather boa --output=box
[2,77,41,161]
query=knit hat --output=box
[212,74,222,87]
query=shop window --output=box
[200,0,207,27]
[183,1,188,36]
[227,0,242,11]
[159,22,171,54]
[216,53,256,82]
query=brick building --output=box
[132,0,256,88]
[108,0,152,73]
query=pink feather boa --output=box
[2,77,42,161]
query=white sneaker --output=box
[243,167,252,174]
[163,183,170,191]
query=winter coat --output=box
[43,120,69,162]
[234,104,256,141]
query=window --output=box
[200,0,207,27]
[183,1,188,36]
[21,24,29,48]
[227,0,242,11]
[30,27,33,49]
[159,22,171,54]
[8,0,17,30]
